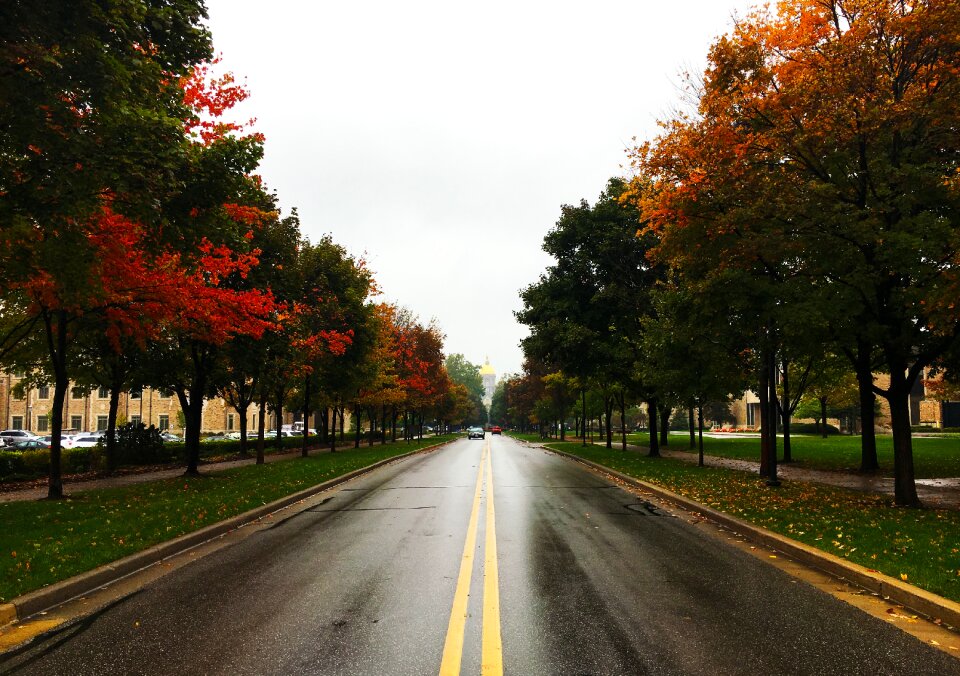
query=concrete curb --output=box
[0,439,453,626]
[545,446,960,631]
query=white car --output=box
[1,429,40,445]
[41,434,76,449]
[71,434,104,448]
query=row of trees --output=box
[0,2,482,499]
[512,0,960,507]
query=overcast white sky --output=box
[204,0,756,378]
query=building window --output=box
[71,387,84,400]
[36,416,49,432]
[37,385,50,399]
[98,386,109,399]
[11,416,23,431]
[70,415,83,432]
[96,415,109,431]
[227,413,235,431]
[158,415,169,431]
[130,415,141,426]
[130,387,142,400]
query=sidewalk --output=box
[660,448,960,510]
[0,439,410,504]
[564,439,960,510]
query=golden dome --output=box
[479,358,495,376]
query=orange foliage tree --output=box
[629,0,960,506]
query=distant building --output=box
[480,357,496,408]
[0,372,336,435]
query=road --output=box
[2,435,957,675]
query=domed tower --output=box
[480,357,496,408]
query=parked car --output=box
[41,434,76,449]
[467,426,485,440]
[0,430,40,445]
[160,432,183,443]
[490,426,502,435]
[71,434,103,448]
[9,439,51,451]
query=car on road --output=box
[490,426,502,435]
[467,426,485,440]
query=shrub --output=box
[62,446,104,473]
[791,422,842,435]
[0,451,26,480]
[115,423,180,465]
[20,449,49,476]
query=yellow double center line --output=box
[439,440,503,676]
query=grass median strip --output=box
[0,436,454,604]
[544,441,960,605]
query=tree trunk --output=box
[330,401,338,453]
[256,392,266,464]
[354,404,362,449]
[766,348,780,486]
[339,406,345,443]
[855,355,879,472]
[273,385,284,449]
[237,400,250,458]
[368,408,376,447]
[581,389,587,447]
[886,366,920,507]
[42,308,70,499]
[619,392,627,452]
[381,404,387,443]
[659,405,671,447]
[697,404,705,467]
[688,405,696,450]
[106,384,121,472]
[320,406,329,444]
[605,395,613,449]
[780,360,792,462]
[758,356,770,476]
[301,376,311,458]
[177,386,204,476]
[391,406,397,442]
[819,397,828,438]
[647,398,660,457]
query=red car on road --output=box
[490,426,502,435]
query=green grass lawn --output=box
[546,441,960,604]
[602,432,960,478]
[0,436,454,603]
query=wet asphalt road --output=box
[2,435,958,675]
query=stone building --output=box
[0,373,276,435]
[480,358,496,409]
[728,370,960,431]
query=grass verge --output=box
[595,432,959,479]
[0,436,454,603]
[545,441,960,604]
